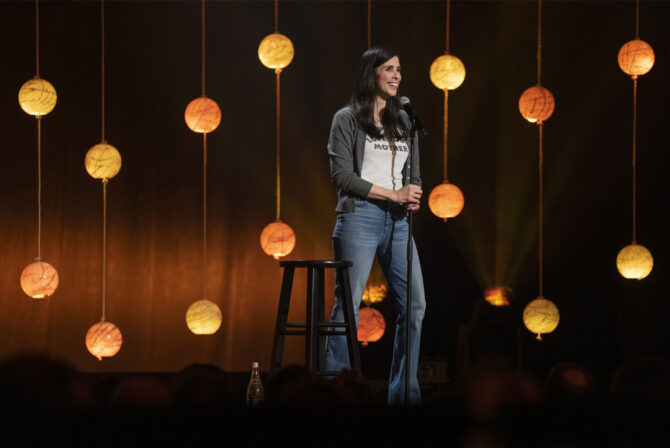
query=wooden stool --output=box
[270,260,361,376]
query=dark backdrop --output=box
[0,1,668,386]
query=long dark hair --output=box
[350,46,407,140]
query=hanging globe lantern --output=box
[18,77,57,116]
[357,307,386,347]
[186,299,222,335]
[184,96,221,134]
[519,85,555,123]
[523,296,559,341]
[258,33,294,71]
[618,39,655,77]
[617,243,653,280]
[429,54,466,90]
[85,143,122,180]
[428,182,464,221]
[260,220,295,259]
[85,320,123,361]
[20,260,59,299]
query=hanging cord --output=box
[536,0,544,298]
[36,117,42,260]
[445,0,450,54]
[443,89,448,182]
[274,0,278,33]
[538,123,544,298]
[273,0,281,221]
[631,77,637,243]
[275,70,281,221]
[367,0,371,49]
[635,0,639,39]
[202,134,208,299]
[201,0,206,96]
[101,0,106,142]
[442,0,451,182]
[35,0,40,77]
[101,179,108,321]
[537,0,542,85]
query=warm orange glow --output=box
[357,307,385,347]
[362,283,387,305]
[184,96,221,134]
[85,321,123,361]
[18,77,57,116]
[186,299,222,335]
[617,243,653,280]
[519,85,555,123]
[429,54,466,90]
[258,33,294,71]
[485,286,511,307]
[260,220,295,259]
[20,260,59,299]
[618,39,655,77]
[428,182,464,221]
[85,143,122,180]
[523,296,559,341]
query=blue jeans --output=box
[324,199,426,405]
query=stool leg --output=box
[306,267,321,372]
[271,266,295,374]
[339,266,362,372]
[316,267,327,373]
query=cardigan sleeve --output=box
[327,108,373,198]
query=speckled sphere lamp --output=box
[85,0,122,359]
[19,0,60,299]
[358,306,386,347]
[258,0,296,259]
[428,0,465,221]
[521,0,559,340]
[185,0,222,335]
[616,0,654,280]
[523,296,559,341]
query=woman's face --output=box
[374,56,401,100]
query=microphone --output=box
[400,97,427,137]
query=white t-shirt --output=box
[360,131,409,191]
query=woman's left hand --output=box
[405,203,420,212]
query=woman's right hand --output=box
[394,184,422,205]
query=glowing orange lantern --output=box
[260,220,295,259]
[18,77,57,116]
[519,85,555,123]
[85,320,123,360]
[20,260,59,299]
[523,296,559,341]
[184,96,221,134]
[258,33,294,71]
[485,286,511,307]
[617,243,653,280]
[85,143,122,180]
[186,299,222,335]
[428,182,464,221]
[429,54,466,91]
[358,307,385,347]
[618,39,655,77]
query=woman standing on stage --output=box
[324,46,426,405]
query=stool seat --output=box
[280,260,353,268]
[271,259,361,376]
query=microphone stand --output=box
[404,117,417,405]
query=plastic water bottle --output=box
[246,362,264,407]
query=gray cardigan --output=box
[327,105,422,213]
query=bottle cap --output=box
[251,362,259,368]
